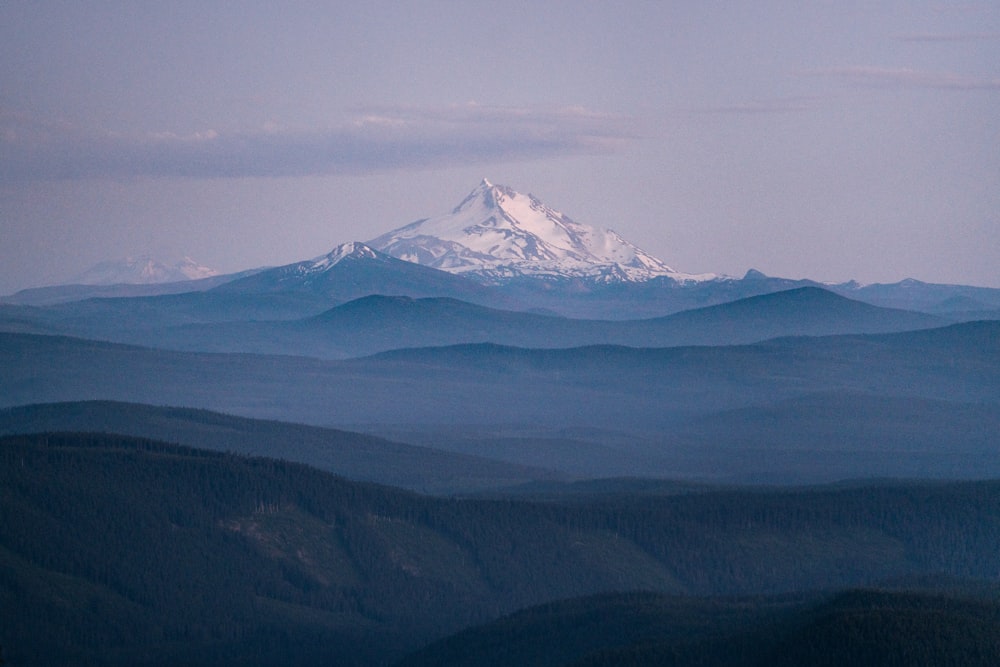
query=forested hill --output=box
[0,400,560,494]
[3,432,1000,665]
[399,587,1000,667]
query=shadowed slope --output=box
[0,401,562,494]
[5,432,1000,664]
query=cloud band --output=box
[0,105,634,182]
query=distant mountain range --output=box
[2,321,997,483]
[5,180,999,318]
[72,255,219,285]
[0,285,948,360]
[0,178,996,486]
[3,178,999,666]
[210,240,507,309]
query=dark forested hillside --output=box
[3,432,1000,665]
[400,588,1000,667]
[0,401,560,494]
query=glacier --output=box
[367,179,718,284]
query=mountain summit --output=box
[368,179,713,284]
[72,256,218,285]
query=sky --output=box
[2,1,999,294]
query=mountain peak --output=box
[308,242,380,271]
[369,181,716,284]
[451,177,516,215]
[72,255,219,285]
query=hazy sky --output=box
[2,1,999,294]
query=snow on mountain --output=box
[208,240,507,309]
[215,242,390,289]
[174,257,219,280]
[367,179,716,284]
[72,256,219,285]
[305,241,381,272]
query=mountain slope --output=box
[5,431,1000,665]
[0,244,517,340]
[833,277,1000,314]
[0,401,560,493]
[399,588,1000,667]
[3,323,996,427]
[305,287,944,354]
[210,241,508,308]
[645,286,946,343]
[0,269,264,306]
[2,321,996,482]
[368,179,714,284]
[1,286,944,360]
[8,181,1000,321]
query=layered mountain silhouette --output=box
[0,286,947,359]
[5,180,1000,319]
[3,178,1000,666]
[0,401,557,493]
[2,321,997,482]
[71,255,219,285]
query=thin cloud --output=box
[899,32,1000,42]
[0,105,635,182]
[687,96,822,115]
[800,66,1000,90]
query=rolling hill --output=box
[1,320,997,482]
[4,431,1000,665]
[0,401,561,494]
[0,286,948,360]
[399,587,1000,667]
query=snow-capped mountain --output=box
[367,179,716,284]
[211,242,395,292]
[211,241,505,308]
[304,241,381,273]
[72,256,218,285]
